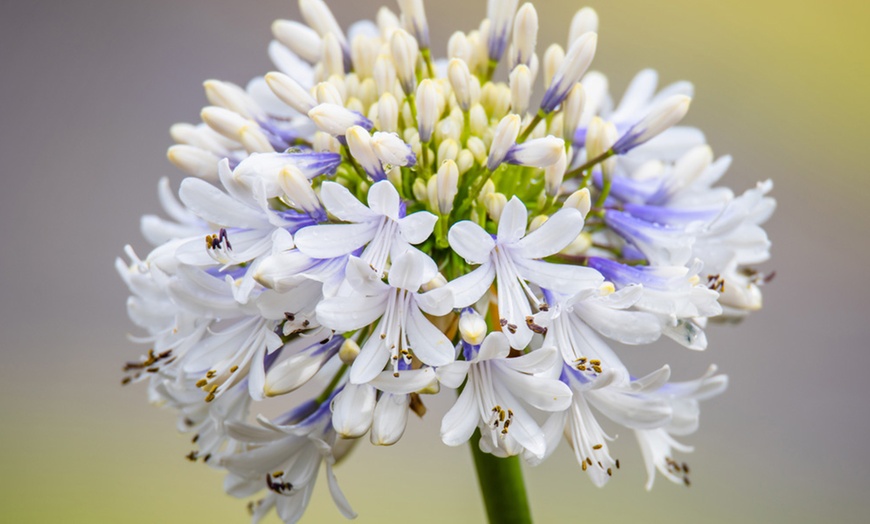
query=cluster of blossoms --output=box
[118,0,774,522]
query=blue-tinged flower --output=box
[438,332,571,459]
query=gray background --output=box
[1,0,868,522]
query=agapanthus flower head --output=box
[119,1,774,522]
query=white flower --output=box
[446,196,602,348]
[294,180,437,276]
[317,249,454,383]
[438,332,571,459]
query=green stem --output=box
[517,111,545,143]
[469,429,533,524]
[563,148,615,180]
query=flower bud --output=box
[203,80,261,120]
[272,19,322,63]
[563,187,592,218]
[459,309,488,346]
[313,131,341,153]
[332,383,375,438]
[299,0,347,49]
[487,114,521,171]
[308,103,373,137]
[487,0,520,62]
[484,192,508,222]
[448,31,472,63]
[351,34,379,78]
[544,147,567,197]
[167,145,220,180]
[540,32,597,113]
[371,393,410,446]
[436,159,460,214]
[322,32,345,78]
[412,177,428,202]
[415,79,439,143]
[543,43,564,89]
[437,138,460,165]
[505,135,564,168]
[509,64,532,115]
[568,7,598,46]
[347,126,386,181]
[377,92,399,133]
[397,0,430,48]
[373,53,397,96]
[279,165,324,219]
[448,58,473,111]
[528,214,548,232]
[391,29,419,96]
[314,81,343,105]
[339,339,361,365]
[612,95,692,154]
[469,104,489,138]
[457,149,475,174]
[377,6,400,39]
[387,165,403,188]
[265,72,317,114]
[169,123,233,152]
[512,3,538,67]
[562,83,585,141]
[372,132,417,167]
[466,136,487,165]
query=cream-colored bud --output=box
[167,145,220,180]
[346,97,365,114]
[299,0,347,47]
[272,19,322,63]
[315,81,343,105]
[279,165,322,216]
[413,177,428,202]
[459,310,487,346]
[426,176,439,212]
[543,43,565,89]
[469,104,489,138]
[457,149,475,174]
[387,165,403,188]
[484,192,508,222]
[509,64,532,115]
[377,92,399,133]
[170,123,234,152]
[313,131,341,153]
[447,58,473,111]
[568,7,598,46]
[563,188,591,218]
[397,0,430,48]
[448,31,472,63]
[559,231,592,256]
[203,80,260,120]
[265,72,317,114]
[528,214,548,232]
[346,126,385,180]
[377,6,401,39]
[436,159,460,214]
[544,147,567,197]
[512,3,538,66]
[322,32,345,78]
[416,79,439,142]
[358,78,377,109]
[466,136,488,165]
[478,179,496,203]
[351,35,379,78]
[373,53,397,96]
[339,339,361,365]
[391,29,419,95]
[562,84,585,141]
[438,139,460,165]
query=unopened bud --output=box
[373,53,397,96]
[484,192,508,222]
[540,32,597,113]
[397,0,430,48]
[436,159,460,214]
[612,95,692,154]
[543,44,564,89]
[372,132,417,167]
[299,0,347,49]
[415,79,439,143]
[509,64,532,115]
[564,187,592,218]
[487,114,521,170]
[487,0,520,62]
[512,3,538,67]
[459,309,488,346]
[279,165,324,218]
[167,145,220,180]
[544,147,568,197]
[339,339,361,364]
[272,19,322,63]
[204,80,261,120]
[568,7,598,46]
[347,126,386,181]
[391,29,419,95]
[562,84,585,141]
[377,92,399,133]
[314,81,343,105]
[448,32,472,63]
[308,103,373,137]
[505,135,563,168]
[448,58,473,111]
[265,72,317,114]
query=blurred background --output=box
[1,0,868,522]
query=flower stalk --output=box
[470,428,533,524]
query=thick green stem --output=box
[469,429,533,524]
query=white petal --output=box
[406,305,455,367]
[500,346,560,374]
[349,336,390,383]
[414,285,454,316]
[436,361,470,389]
[398,211,438,244]
[448,221,495,264]
[294,222,379,259]
[496,366,572,412]
[367,180,401,219]
[344,256,390,295]
[178,177,269,229]
[497,197,529,245]
[477,332,512,361]
[513,207,584,259]
[512,257,603,294]
[319,181,378,222]
[387,249,429,291]
[440,383,479,446]
[370,367,439,394]
[443,263,495,308]
[316,293,388,332]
